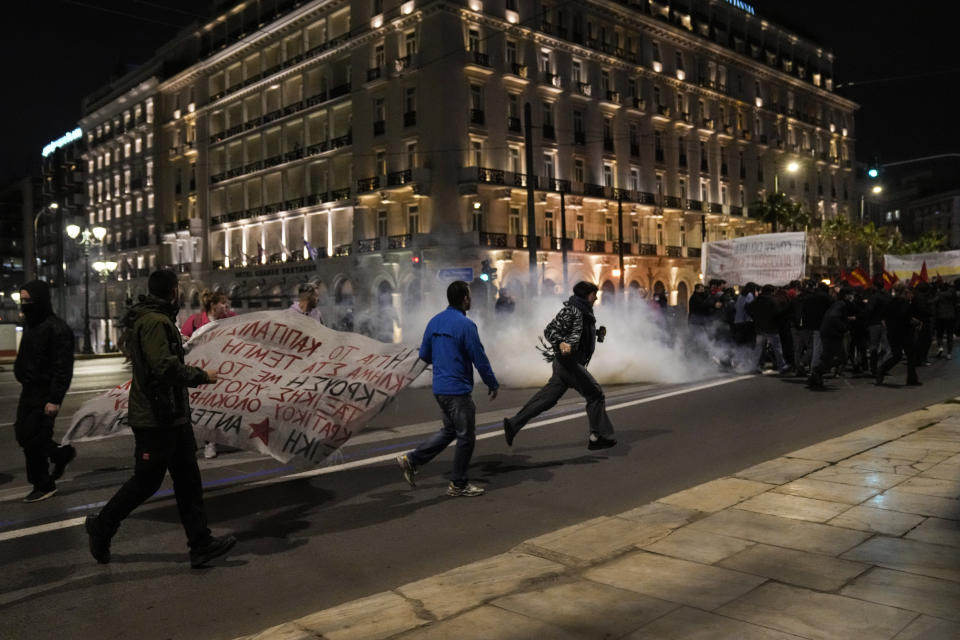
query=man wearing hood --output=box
[84,269,235,568]
[502,281,616,450]
[14,280,76,502]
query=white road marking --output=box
[0,375,752,542]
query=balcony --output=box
[262,109,283,124]
[357,176,379,193]
[638,243,657,256]
[542,72,561,88]
[331,187,351,201]
[549,178,571,193]
[393,55,414,74]
[387,169,412,186]
[387,234,412,249]
[469,51,491,68]
[509,63,527,78]
[686,199,703,211]
[283,101,303,115]
[470,109,485,125]
[576,82,592,97]
[666,245,683,257]
[479,232,507,247]
[283,148,304,162]
[630,96,646,111]
[513,173,539,188]
[508,116,522,133]
[729,205,743,216]
[475,167,505,184]
[604,90,620,104]
[404,111,416,127]
[584,183,606,198]
[584,239,605,253]
[329,83,351,99]
[367,67,382,82]
[373,120,386,136]
[687,247,702,257]
[330,132,352,148]
[358,237,381,253]
[663,195,683,209]
[542,124,555,139]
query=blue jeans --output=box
[408,394,476,487]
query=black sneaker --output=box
[446,482,485,497]
[23,488,57,503]
[50,445,77,481]
[85,515,112,564]
[189,535,237,569]
[396,454,417,488]
[503,418,518,447]
[587,433,617,450]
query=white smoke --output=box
[394,286,748,389]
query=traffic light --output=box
[867,157,880,180]
[480,258,497,282]
[411,251,422,268]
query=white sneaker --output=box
[203,442,218,459]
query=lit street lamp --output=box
[93,259,118,352]
[773,160,800,195]
[32,202,58,279]
[66,223,106,354]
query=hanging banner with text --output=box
[701,232,807,286]
[884,250,960,280]
[63,311,427,465]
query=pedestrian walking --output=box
[396,280,499,497]
[933,280,956,358]
[747,284,790,374]
[85,269,236,568]
[14,280,76,502]
[807,288,856,389]
[502,281,617,450]
[876,284,922,386]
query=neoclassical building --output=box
[73,0,857,346]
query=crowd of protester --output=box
[687,276,959,389]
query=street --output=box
[0,356,957,639]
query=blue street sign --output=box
[436,267,474,281]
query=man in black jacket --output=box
[14,280,76,502]
[747,284,789,373]
[503,281,616,450]
[808,288,856,389]
[877,284,921,386]
[85,270,235,568]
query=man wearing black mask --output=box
[503,281,616,450]
[14,280,76,502]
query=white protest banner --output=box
[64,311,427,465]
[884,250,960,280]
[701,231,806,285]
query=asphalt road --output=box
[0,356,957,639]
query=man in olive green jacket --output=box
[85,270,236,568]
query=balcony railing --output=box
[331,187,351,201]
[638,243,657,256]
[387,169,412,186]
[687,247,702,257]
[576,81,592,96]
[357,176,379,193]
[666,245,683,257]
[605,90,620,103]
[584,239,605,253]
[329,83,351,99]
[470,51,490,67]
[358,237,381,253]
[477,167,505,184]
[367,67,382,82]
[387,234,412,249]
[663,195,682,208]
[510,63,527,77]
[686,199,703,211]
[479,232,507,247]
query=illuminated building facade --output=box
[76,0,857,336]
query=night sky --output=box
[3,0,956,184]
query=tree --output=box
[899,231,947,254]
[751,192,808,232]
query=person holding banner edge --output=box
[397,280,499,497]
[85,269,236,568]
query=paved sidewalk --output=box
[238,400,960,640]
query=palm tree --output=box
[751,192,807,232]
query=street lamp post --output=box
[66,224,106,354]
[32,202,59,281]
[93,260,118,352]
[771,161,800,232]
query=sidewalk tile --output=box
[808,464,911,490]
[735,492,851,523]
[522,516,673,566]
[624,606,805,639]
[866,442,953,467]
[717,582,916,640]
[774,477,880,504]
[617,502,705,529]
[827,505,925,536]
[900,435,960,453]
[687,508,871,555]
[867,488,960,519]
[842,567,960,621]
[584,550,765,610]
[718,543,870,591]
[787,433,892,463]
[894,476,960,500]
[918,459,960,481]
[892,615,960,639]
[397,552,565,620]
[657,478,773,513]
[840,536,960,583]
[643,528,755,565]
[734,457,827,485]
[905,517,960,548]
[292,591,427,640]
[396,605,586,640]
[837,452,934,476]
[242,623,318,640]
[493,579,678,638]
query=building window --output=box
[470,84,483,110]
[472,203,484,231]
[407,204,420,233]
[509,206,522,235]
[468,28,481,52]
[605,216,614,241]
[543,152,555,180]
[572,59,582,83]
[540,51,551,73]
[630,167,640,191]
[656,222,664,246]
[576,214,584,239]
[406,141,418,169]
[574,158,584,183]
[471,139,483,166]
[376,150,386,175]
[506,40,517,64]
[509,146,521,173]
[603,162,614,187]
[405,31,417,56]
[374,43,385,68]
[545,209,555,238]
[631,220,639,245]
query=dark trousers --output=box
[15,399,68,492]
[879,336,919,384]
[809,336,845,386]
[507,358,615,438]
[936,318,955,353]
[97,424,211,548]
[408,394,476,487]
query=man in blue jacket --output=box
[397,280,499,497]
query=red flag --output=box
[850,268,869,287]
[881,270,898,291]
[908,272,921,288]
[840,269,850,285]
[920,261,929,283]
